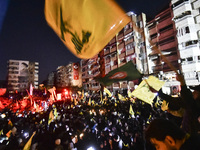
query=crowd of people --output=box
[0,73,199,150]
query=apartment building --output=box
[81,55,101,91]
[171,0,200,85]
[7,59,39,93]
[146,5,180,88]
[56,62,82,88]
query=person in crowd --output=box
[145,118,200,150]
[149,73,200,134]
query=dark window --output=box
[159,24,173,33]
[185,26,190,33]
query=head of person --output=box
[145,118,186,150]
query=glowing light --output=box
[80,133,84,138]
[57,93,62,100]
[87,147,95,150]
[1,114,6,118]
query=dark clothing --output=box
[180,85,200,134]
[158,86,200,134]
[180,134,200,150]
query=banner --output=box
[44,0,130,59]
[132,76,165,105]
[96,61,142,86]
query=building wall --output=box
[56,62,82,88]
[146,4,180,87]
[171,0,200,85]
[7,59,39,93]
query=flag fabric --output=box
[0,129,3,136]
[0,88,6,96]
[104,87,112,97]
[44,0,130,59]
[48,110,54,125]
[23,131,36,150]
[8,120,13,127]
[88,97,91,106]
[131,76,165,105]
[96,61,142,86]
[53,107,58,119]
[129,104,134,116]
[6,130,11,138]
[118,93,126,101]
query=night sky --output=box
[0,0,170,83]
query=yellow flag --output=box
[118,93,126,101]
[100,91,103,103]
[129,104,134,116]
[23,131,36,150]
[53,108,58,119]
[44,0,130,59]
[0,129,3,135]
[132,76,165,105]
[8,120,13,127]
[104,87,112,97]
[48,110,54,125]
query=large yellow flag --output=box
[23,131,36,150]
[44,0,130,59]
[48,110,54,125]
[132,76,165,105]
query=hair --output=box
[145,118,186,143]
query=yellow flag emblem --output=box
[44,0,130,59]
[132,76,165,105]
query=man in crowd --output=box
[145,118,200,150]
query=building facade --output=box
[7,59,39,93]
[55,62,82,88]
[171,0,200,85]
[146,5,180,89]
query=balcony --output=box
[124,28,133,35]
[118,42,125,50]
[159,41,177,50]
[119,52,126,59]
[157,17,172,29]
[174,10,191,20]
[111,65,118,70]
[182,62,200,72]
[159,29,174,40]
[125,37,134,45]
[126,48,135,56]
[104,48,110,55]
[117,33,124,40]
[110,45,117,53]
[119,62,126,67]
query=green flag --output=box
[95,61,142,86]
